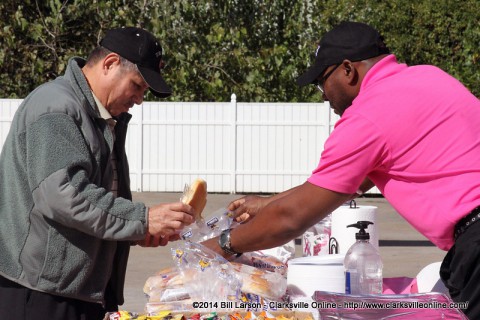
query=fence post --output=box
[230,93,237,194]
[137,103,144,192]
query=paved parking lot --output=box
[120,192,446,313]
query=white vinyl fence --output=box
[0,96,380,194]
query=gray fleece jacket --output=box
[0,57,147,306]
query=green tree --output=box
[0,0,478,101]
[0,0,161,98]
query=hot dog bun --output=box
[181,178,207,220]
[230,262,287,300]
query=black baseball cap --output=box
[297,21,390,87]
[100,27,172,98]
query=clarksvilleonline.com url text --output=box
[313,300,469,310]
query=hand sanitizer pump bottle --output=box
[344,221,383,295]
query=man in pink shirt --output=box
[202,21,480,318]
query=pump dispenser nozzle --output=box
[347,221,373,240]
[344,220,382,294]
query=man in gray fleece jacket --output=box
[0,27,195,319]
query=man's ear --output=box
[342,60,359,86]
[103,53,121,74]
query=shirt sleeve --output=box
[307,113,390,194]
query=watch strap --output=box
[219,228,243,257]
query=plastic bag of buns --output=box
[145,261,287,304]
[235,240,295,277]
[143,242,288,313]
[171,241,242,302]
[143,267,183,293]
[144,285,190,303]
[143,242,239,312]
[143,266,195,303]
[230,262,287,301]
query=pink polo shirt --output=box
[308,55,480,250]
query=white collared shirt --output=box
[92,93,118,197]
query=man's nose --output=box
[134,92,145,105]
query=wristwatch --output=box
[218,228,242,257]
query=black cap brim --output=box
[296,62,329,87]
[138,66,172,98]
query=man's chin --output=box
[331,104,350,116]
[118,105,132,115]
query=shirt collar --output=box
[92,92,114,121]
[360,54,406,92]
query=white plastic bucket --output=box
[287,254,345,296]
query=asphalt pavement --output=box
[120,192,447,314]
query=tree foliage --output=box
[0,0,478,101]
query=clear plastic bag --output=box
[171,241,243,304]
[230,262,287,301]
[235,240,295,276]
[145,287,190,303]
[143,242,290,314]
[143,267,183,294]
[180,207,237,243]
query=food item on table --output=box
[143,267,182,293]
[144,268,197,295]
[139,311,186,320]
[147,287,190,303]
[230,262,287,300]
[235,241,295,277]
[106,311,138,320]
[181,178,207,220]
[249,255,288,276]
[144,262,287,303]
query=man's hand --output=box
[136,233,182,247]
[147,202,194,238]
[228,195,270,223]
